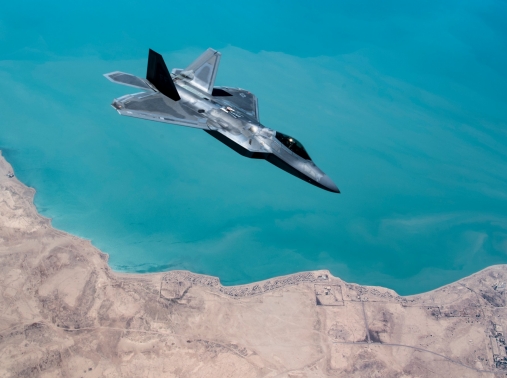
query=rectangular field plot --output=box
[315,284,344,306]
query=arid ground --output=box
[1,151,507,378]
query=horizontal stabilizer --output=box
[146,49,181,101]
[104,71,154,91]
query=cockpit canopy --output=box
[275,132,312,161]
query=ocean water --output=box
[1,1,507,295]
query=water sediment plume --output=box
[0,150,505,377]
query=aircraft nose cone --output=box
[320,175,340,193]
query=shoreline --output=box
[0,150,502,299]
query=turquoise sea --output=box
[1,1,507,295]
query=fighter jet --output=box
[104,48,340,193]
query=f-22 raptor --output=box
[104,48,340,193]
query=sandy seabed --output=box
[1,150,506,377]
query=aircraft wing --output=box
[111,92,208,129]
[104,71,155,91]
[214,87,260,121]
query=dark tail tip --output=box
[146,49,181,101]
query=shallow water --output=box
[1,1,507,295]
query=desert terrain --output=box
[1,150,507,377]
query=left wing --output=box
[111,92,208,129]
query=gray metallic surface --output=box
[105,71,154,91]
[178,48,221,94]
[215,87,259,121]
[104,49,339,193]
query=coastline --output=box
[1,150,506,377]
[1,148,503,300]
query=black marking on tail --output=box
[147,49,181,101]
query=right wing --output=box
[111,92,208,129]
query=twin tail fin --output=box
[106,48,220,102]
[146,49,181,101]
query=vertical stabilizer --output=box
[183,48,221,94]
[146,49,181,101]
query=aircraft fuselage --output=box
[106,48,339,193]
